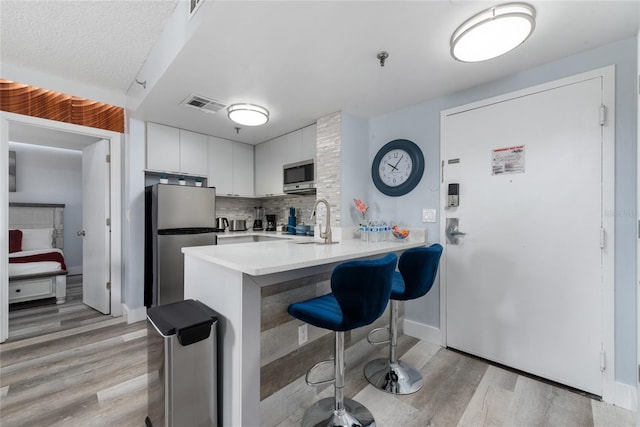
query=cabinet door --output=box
[147,123,180,172]
[302,124,317,160]
[254,142,270,196]
[284,129,303,165]
[208,136,233,195]
[232,142,254,196]
[180,130,209,176]
[268,136,286,195]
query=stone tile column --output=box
[315,111,342,225]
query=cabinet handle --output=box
[15,288,21,293]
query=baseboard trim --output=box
[67,265,82,276]
[612,380,637,412]
[122,304,147,324]
[403,319,442,346]
[402,321,637,412]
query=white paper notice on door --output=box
[492,145,525,175]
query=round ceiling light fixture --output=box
[450,3,535,63]
[227,103,269,126]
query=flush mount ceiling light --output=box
[451,3,535,62]
[227,103,269,126]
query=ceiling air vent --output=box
[180,94,226,114]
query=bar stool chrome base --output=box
[364,358,423,395]
[302,397,376,427]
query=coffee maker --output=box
[265,214,277,231]
[253,207,264,230]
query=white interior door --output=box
[442,76,605,395]
[82,139,110,314]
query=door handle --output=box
[77,230,86,236]
[445,218,466,245]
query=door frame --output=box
[439,65,615,402]
[1,112,123,343]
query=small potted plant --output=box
[178,175,186,186]
[195,176,203,187]
[159,173,169,184]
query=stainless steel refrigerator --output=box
[145,184,218,307]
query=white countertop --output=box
[183,228,427,276]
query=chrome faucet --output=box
[310,198,332,244]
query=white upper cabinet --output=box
[208,136,233,195]
[179,130,209,177]
[284,129,303,166]
[146,123,209,176]
[232,142,254,197]
[254,123,316,197]
[302,124,317,160]
[146,123,180,172]
[254,135,285,197]
[208,137,254,197]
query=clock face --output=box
[371,139,425,197]
[378,149,413,187]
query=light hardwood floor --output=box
[8,275,111,341]
[1,301,635,426]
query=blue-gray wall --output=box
[343,37,637,386]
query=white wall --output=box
[8,142,83,274]
[362,37,637,386]
[122,118,146,311]
[341,113,370,227]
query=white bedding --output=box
[9,248,65,276]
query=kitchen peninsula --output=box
[182,229,426,426]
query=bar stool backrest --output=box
[331,252,397,330]
[397,244,443,300]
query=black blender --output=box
[253,207,264,230]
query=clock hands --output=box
[393,154,404,170]
[386,154,405,172]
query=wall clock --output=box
[371,139,424,197]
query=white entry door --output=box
[441,74,609,395]
[81,139,110,314]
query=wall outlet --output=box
[422,208,437,223]
[298,324,308,345]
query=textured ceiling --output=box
[1,1,638,145]
[0,0,178,93]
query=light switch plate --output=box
[422,208,437,223]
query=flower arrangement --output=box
[354,199,368,220]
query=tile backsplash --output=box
[216,194,317,226]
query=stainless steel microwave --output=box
[283,159,315,194]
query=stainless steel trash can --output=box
[145,299,218,427]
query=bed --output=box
[8,203,67,305]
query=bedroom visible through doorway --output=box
[1,113,123,343]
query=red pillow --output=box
[9,229,22,253]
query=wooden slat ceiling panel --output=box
[0,79,124,133]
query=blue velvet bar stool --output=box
[287,252,398,427]
[364,244,443,395]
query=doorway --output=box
[440,66,615,400]
[1,112,123,343]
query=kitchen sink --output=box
[291,239,339,245]
[218,235,289,245]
